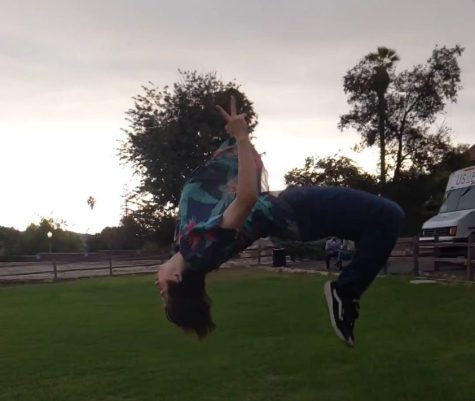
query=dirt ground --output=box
[0,255,471,284]
[0,258,161,283]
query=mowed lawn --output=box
[1,269,474,401]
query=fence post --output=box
[109,251,113,276]
[412,236,419,276]
[467,232,474,281]
[383,239,389,274]
[257,240,262,265]
[52,254,58,281]
[433,235,440,272]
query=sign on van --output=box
[446,166,475,191]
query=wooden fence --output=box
[239,239,275,265]
[1,234,474,283]
[247,236,475,280]
[391,233,475,281]
[0,251,169,283]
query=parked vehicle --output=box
[420,165,475,243]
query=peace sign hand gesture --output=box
[216,95,249,141]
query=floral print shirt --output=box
[175,138,300,272]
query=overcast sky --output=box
[1,0,474,233]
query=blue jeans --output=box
[279,186,405,298]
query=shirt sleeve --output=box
[179,193,252,272]
[179,201,251,272]
[176,138,299,272]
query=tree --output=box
[120,70,258,229]
[87,196,96,210]
[0,226,21,256]
[86,232,107,252]
[15,218,82,254]
[340,45,464,189]
[368,47,400,187]
[86,210,171,252]
[97,226,125,251]
[119,214,144,249]
[384,143,470,235]
[284,155,378,193]
[124,203,176,247]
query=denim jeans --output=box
[279,186,405,298]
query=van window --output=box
[440,186,475,213]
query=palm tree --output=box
[87,196,96,210]
[85,196,96,254]
[368,47,400,191]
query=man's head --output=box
[156,254,215,340]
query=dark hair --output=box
[164,269,215,340]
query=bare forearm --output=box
[236,137,258,204]
[216,95,259,229]
[216,95,258,207]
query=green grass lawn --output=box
[1,269,474,401]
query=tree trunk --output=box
[393,110,409,181]
[394,133,403,181]
[377,93,386,193]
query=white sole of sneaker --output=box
[323,281,354,348]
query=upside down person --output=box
[155,95,404,347]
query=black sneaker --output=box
[323,281,359,347]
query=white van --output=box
[420,165,475,242]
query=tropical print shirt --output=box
[175,138,300,272]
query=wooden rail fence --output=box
[1,234,474,283]
[0,251,169,282]
[393,233,475,281]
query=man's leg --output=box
[334,198,404,298]
[336,250,343,270]
[279,186,405,346]
[324,195,404,346]
[325,252,331,270]
[280,186,404,296]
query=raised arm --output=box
[216,96,259,229]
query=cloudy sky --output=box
[1,0,474,233]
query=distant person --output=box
[325,237,341,271]
[336,239,354,270]
[156,95,405,347]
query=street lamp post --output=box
[47,231,52,254]
[47,231,57,281]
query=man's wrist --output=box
[236,135,251,144]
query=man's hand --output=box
[216,95,259,229]
[216,95,249,141]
